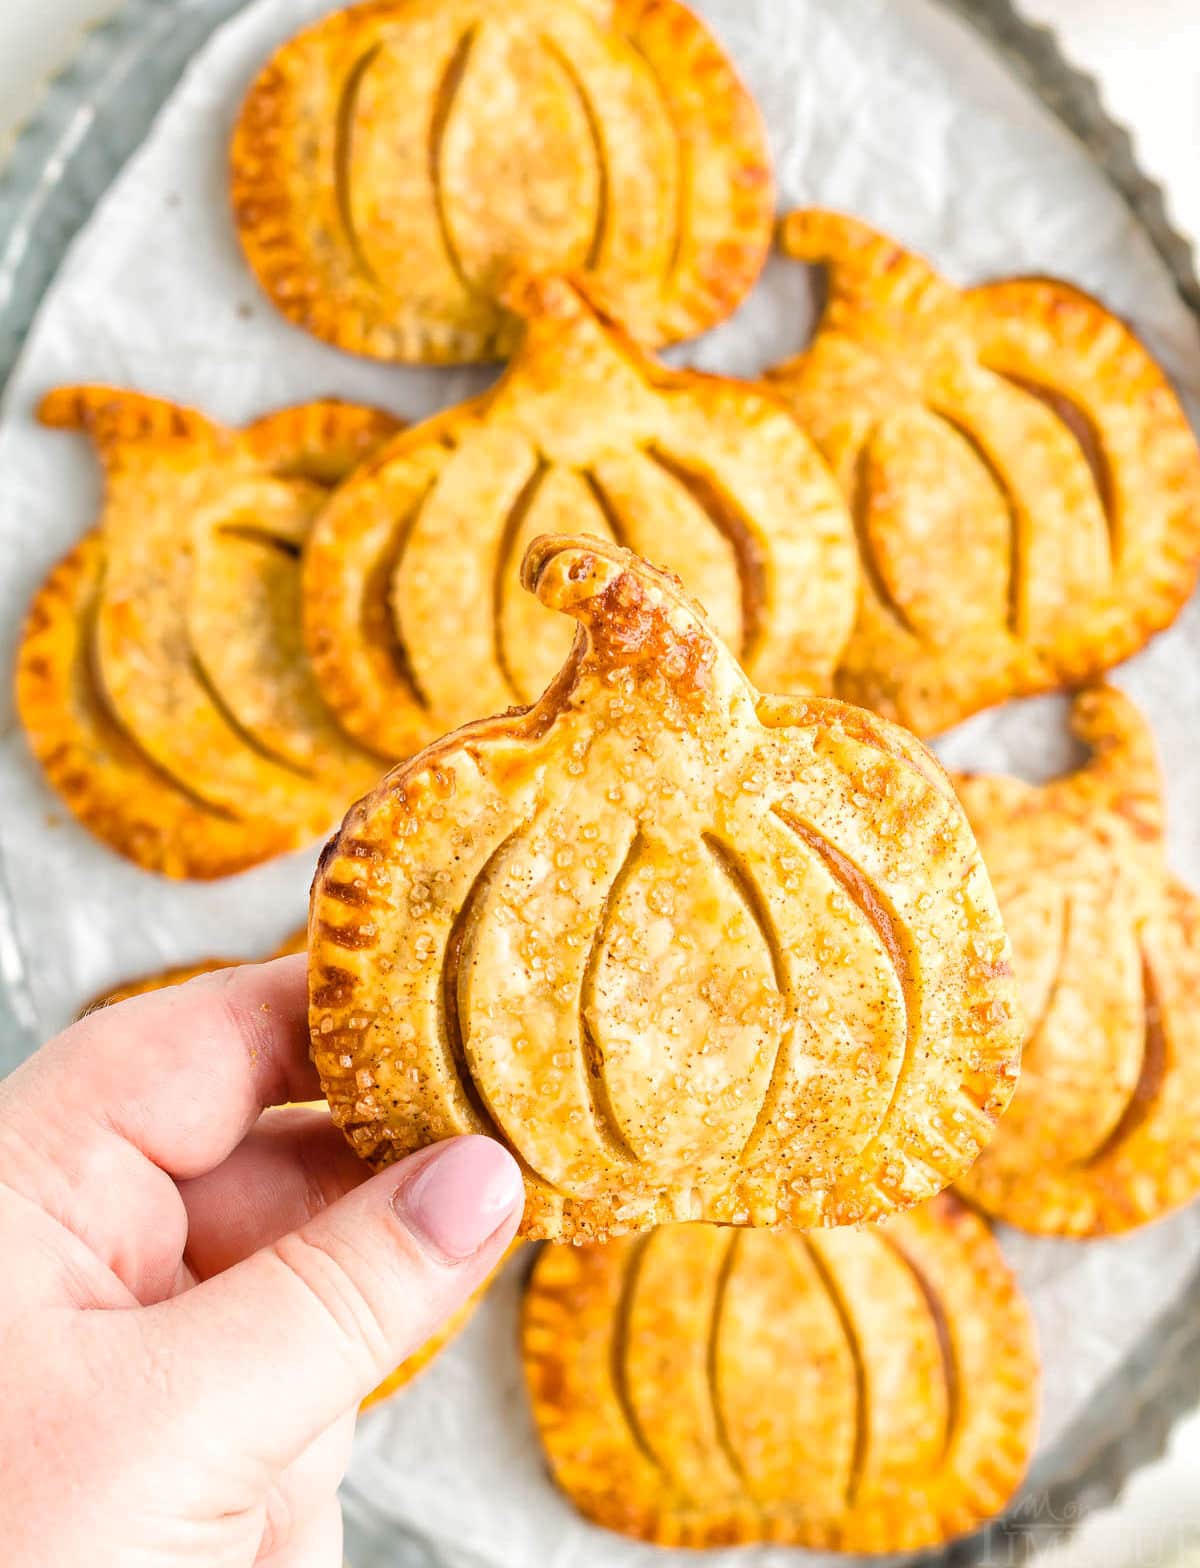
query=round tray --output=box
[3,4,1200,1563]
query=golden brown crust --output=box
[21,388,400,877]
[521,1193,1038,1550]
[15,534,298,880]
[309,535,1020,1241]
[956,687,1200,1235]
[302,276,856,759]
[230,0,772,364]
[766,211,1200,736]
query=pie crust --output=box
[303,276,856,760]
[765,210,1200,736]
[309,535,1021,1241]
[523,1193,1038,1549]
[956,687,1200,1235]
[17,389,399,877]
[231,0,773,363]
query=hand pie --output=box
[231,0,772,364]
[18,389,398,877]
[303,276,856,760]
[522,1194,1038,1550]
[955,688,1200,1235]
[764,210,1200,736]
[309,536,1021,1241]
[17,532,302,880]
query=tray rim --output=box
[3,1,1200,1562]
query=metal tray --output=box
[3,3,1200,1562]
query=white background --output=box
[4,3,1200,1566]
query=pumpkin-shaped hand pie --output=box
[764,210,1200,736]
[309,536,1021,1241]
[17,532,300,880]
[303,276,856,762]
[522,1193,1038,1550]
[955,688,1200,1236]
[230,0,772,364]
[18,388,399,878]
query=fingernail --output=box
[392,1136,524,1263]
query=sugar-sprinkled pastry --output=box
[18,389,398,877]
[309,535,1021,1241]
[956,687,1200,1235]
[766,210,1200,736]
[303,275,856,760]
[522,1194,1037,1550]
[231,0,773,363]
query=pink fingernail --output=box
[392,1136,523,1263]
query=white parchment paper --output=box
[2,0,1200,1561]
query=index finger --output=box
[0,954,320,1182]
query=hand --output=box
[0,955,523,1567]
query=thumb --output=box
[138,1135,523,1469]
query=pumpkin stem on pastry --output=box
[20,389,399,877]
[37,384,216,459]
[499,270,623,332]
[522,534,755,722]
[1055,685,1165,841]
[300,263,855,757]
[772,209,956,355]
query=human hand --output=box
[0,955,523,1567]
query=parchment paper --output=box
[2,0,1200,1562]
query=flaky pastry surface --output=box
[16,532,298,880]
[309,536,1020,1242]
[231,0,772,363]
[956,687,1200,1235]
[303,276,856,760]
[523,1193,1037,1550]
[766,210,1200,736]
[18,389,398,878]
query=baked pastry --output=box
[18,389,398,878]
[523,1193,1037,1550]
[231,0,772,363]
[303,275,856,759]
[309,535,1021,1241]
[956,687,1200,1235]
[765,210,1200,736]
[17,532,303,880]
